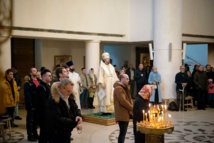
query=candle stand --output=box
[137,105,174,143]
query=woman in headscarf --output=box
[133,84,156,143]
[148,67,162,104]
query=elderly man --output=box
[113,74,133,143]
[175,65,190,111]
[46,78,82,143]
[97,52,118,113]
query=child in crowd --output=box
[208,79,214,108]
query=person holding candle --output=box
[133,84,156,143]
[113,74,133,143]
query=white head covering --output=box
[102,52,110,60]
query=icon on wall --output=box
[54,55,72,67]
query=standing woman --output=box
[148,67,162,104]
[88,68,97,109]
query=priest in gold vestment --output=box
[97,52,118,113]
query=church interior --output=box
[0,0,214,142]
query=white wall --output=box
[13,0,129,41]
[182,0,214,36]
[41,40,85,73]
[129,0,153,41]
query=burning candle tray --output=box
[137,123,174,135]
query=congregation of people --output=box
[0,51,214,143]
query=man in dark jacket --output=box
[46,78,82,143]
[134,64,148,94]
[35,69,52,143]
[113,74,133,143]
[52,67,69,82]
[24,67,41,141]
[126,64,136,99]
[175,65,189,111]
[194,65,208,110]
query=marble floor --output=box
[1,106,214,143]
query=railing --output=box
[185,55,204,66]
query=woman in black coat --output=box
[133,84,154,143]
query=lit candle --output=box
[161,111,164,121]
[168,114,172,122]
[142,110,145,120]
[149,103,151,108]
[165,105,167,112]
[145,113,148,121]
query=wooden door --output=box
[11,38,35,103]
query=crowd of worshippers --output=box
[0,60,214,143]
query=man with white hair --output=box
[97,52,118,113]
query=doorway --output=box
[11,38,35,103]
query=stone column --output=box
[85,40,100,106]
[153,0,182,100]
[85,40,100,74]
[0,37,11,71]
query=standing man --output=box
[24,67,40,142]
[2,69,19,127]
[134,64,148,93]
[175,65,189,111]
[80,67,91,109]
[35,69,52,143]
[46,78,82,143]
[194,65,208,110]
[113,74,133,143]
[126,64,136,99]
[53,67,69,82]
[66,61,81,109]
[97,52,118,113]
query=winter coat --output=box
[113,81,133,122]
[35,80,51,126]
[194,71,208,90]
[175,72,189,90]
[46,82,81,143]
[2,78,19,108]
[23,78,40,110]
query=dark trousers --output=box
[39,122,47,143]
[26,109,37,137]
[197,89,206,109]
[176,89,186,110]
[129,80,135,98]
[48,134,70,143]
[88,97,94,108]
[118,121,129,143]
[80,89,89,109]
[133,120,145,143]
[7,107,15,125]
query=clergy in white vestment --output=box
[97,52,118,113]
[66,60,81,109]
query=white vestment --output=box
[69,71,81,109]
[97,61,118,112]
